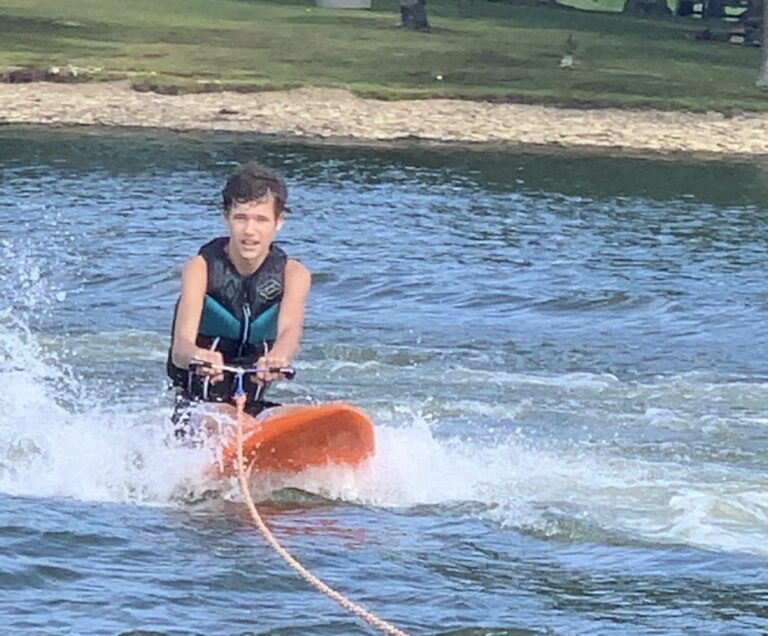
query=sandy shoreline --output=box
[3,81,768,159]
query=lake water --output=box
[1,126,767,635]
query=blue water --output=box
[1,126,768,634]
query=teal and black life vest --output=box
[167,237,287,403]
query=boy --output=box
[167,162,311,433]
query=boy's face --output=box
[224,194,283,265]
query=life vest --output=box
[167,237,287,404]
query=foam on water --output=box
[1,242,766,558]
[0,240,214,505]
[0,320,212,503]
[3,305,768,558]
[3,301,768,558]
[241,403,768,558]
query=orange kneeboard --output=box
[217,403,375,476]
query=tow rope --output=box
[234,393,410,636]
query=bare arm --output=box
[171,255,225,381]
[257,259,312,381]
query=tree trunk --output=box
[705,0,727,18]
[758,0,768,86]
[401,0,430,31]
[623,0,671,15]
[677,0,695,16]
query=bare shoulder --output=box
[180,255,207,292]
[286,259,311,283]
[182,254,207,278]
[285,259,311,295]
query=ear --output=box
[276,214,285,231]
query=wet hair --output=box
[222,162,288,217]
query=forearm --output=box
[172,256,208,370]
[267,325,303,363]
[260,259,310,368]
[171,338,203,369]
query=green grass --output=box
[0,0,765,111]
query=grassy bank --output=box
[0,0,765,111]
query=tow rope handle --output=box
[189,359,297,396]
[189,360,296,401]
